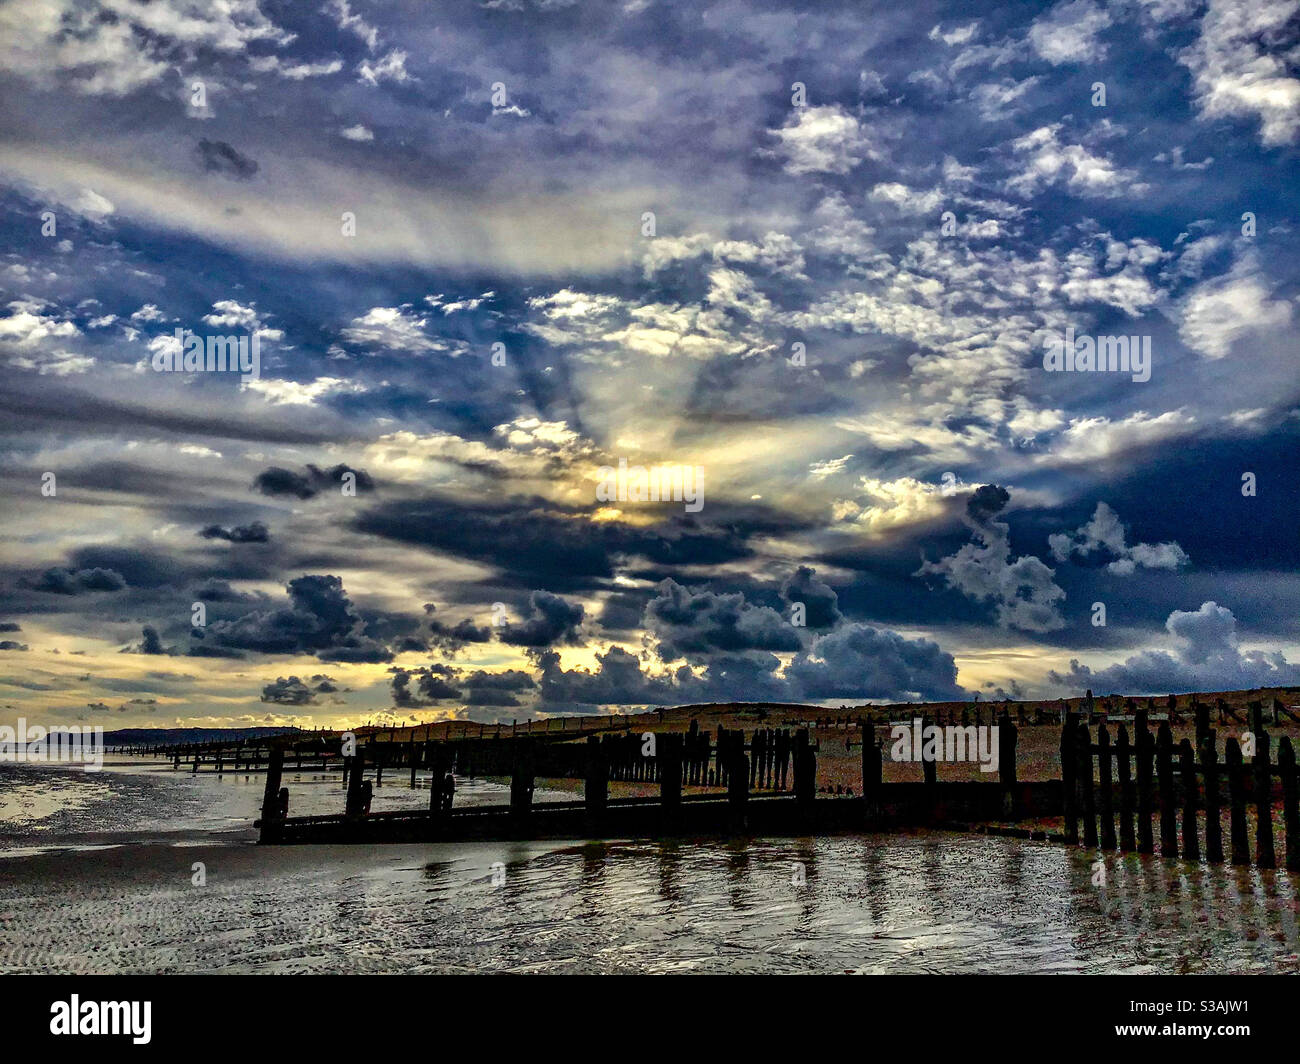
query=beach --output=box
[0,754,1297,974]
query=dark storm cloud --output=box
[196,139,259,180]
[498,590,584,647]
[0,641,29,651]
[261,674,339,705]
[27,567,128,594]
[966,484,1011,524]
[0,623,21,632]
[390,663,463,707]
[424,604,492,652]
[351,495,762,589]
[463,669,536,707]
[780,566,842,629]
[199,521,271,543]
[787,623,968,702]
[253,464,375,500]
[645,578,801,662]
[206,574,391,662]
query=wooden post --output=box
[345,747,365,819]
[585,734,609,817]
[258,747,285,843]
[1135,711,1154,854]
[860,723,881,815]
[409,737,418,789]
[1178,739,1199,860]
[1097,723,1115,850]
[1201,728,1223,863]
[1061,714,1078,844]
[1279,737,1300,874]
[728,747,749,824]
[510,740,535,829]
[1254,724,1276,869]
[428,746,447,816]
[1225,739,1249,865]
[1116,725,1135,851]
[921,716,937,794]
[1077,720,1096,848]
[1157,722,1177,858]
[659,733,682,814]
[998,711,1018,817]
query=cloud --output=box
[28,566,128,594]
[261,674,339,705]
[253,464,374,499]
[1049,601,1300,693]
[498,590,585,647]
[1048,502,1189,575]
[195,139,260,180]
[780,566,842,628]
[917,486,1066,632]
[199,521,270,543]
[1005,125,1146,199]
[787,622,968,702]
[1177,0,1300,146]
[646,578,801,662]
[1178,258,1293,359]
[1027,0,1111,65]
[768,105,874,175]
[207,575,392,662]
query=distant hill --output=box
[101,726,303,745]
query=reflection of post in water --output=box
[655,839,682,902]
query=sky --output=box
[0,0,1297,731]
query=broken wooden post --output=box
[258,746,285,843]
[1135,710,1154,854]
[1279,737,1299,874]
[1117,725,1135,851]
[1225,738,1250,865]
[1156,722,1177,857]
[1202,728,1223,863]
[795,735,816,813]
[860,722,881,819]
[1178,738,1199,861]
[1097,723,1116,850]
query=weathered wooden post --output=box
[1077,720,1097,847]
[1097,723,1116,850]
[1135,711,1154,853]
[920,717,937,808]
[510,739,535,831]
[860,722,881,818]
[258,746,285,843]
[409,737,418,789]
[345,747,366,819]
[1201,728,1223,863]
[1279,737,1300,874]
[585,734,608,820]
[795,734,816,815]
[1061,713,1078,844]
[1178,739,1199,860]
[728,745,749,828]
[1156,722,1177,858]
[428,745,447,817]
[1253,715,1276,869]
[998,711,1018,818]
[1116,725,1135,851]
[1225,739,1250,865]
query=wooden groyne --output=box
[252,695,1300,864]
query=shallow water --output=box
[0,760,1296,973]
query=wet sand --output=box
[0,833,1296,974]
